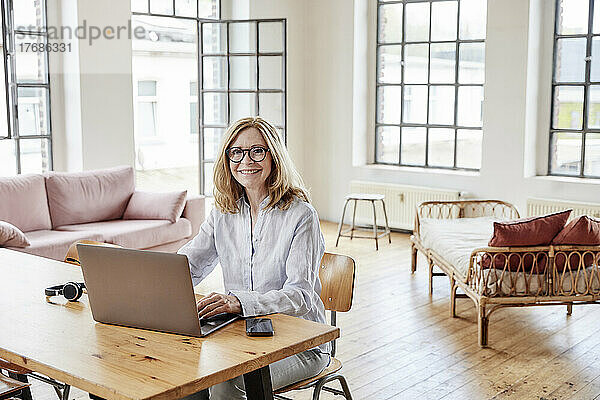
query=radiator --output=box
[527,198,600,220]
[347,181,461,231]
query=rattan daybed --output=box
[410,200,600,347]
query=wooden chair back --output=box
[319,252,356,313]
[64,240,121,266]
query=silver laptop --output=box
[77,244,239,337]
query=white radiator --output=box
[347,181,461,231]
[527,198,600,220]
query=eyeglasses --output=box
[226,146,269,163]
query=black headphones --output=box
[45,282,86,302]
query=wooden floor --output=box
[28,221,600,400]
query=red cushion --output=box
[552,215,600,245]
[554,251,596,272]
[488,210,571,247]
[481,252,548,272]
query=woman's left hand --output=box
[196,292,242,318]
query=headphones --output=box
[45,282,86,302]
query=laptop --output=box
[76,244,239,337]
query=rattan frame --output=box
[410,200,600,347]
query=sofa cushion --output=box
[8,230,103,261]
[0,221,30,247]
[56,219,192,249]
[488,210,571,247]
[0,174,52,232]
[123,190,187,223]
[552,215,600,245]
[45,166,135,228]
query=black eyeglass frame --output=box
[226,146,270,163]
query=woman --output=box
[178,117,330,399]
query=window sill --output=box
[529,175,600,185]
[358,163,480,177]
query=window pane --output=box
[378,45,402,83]
[405,2,430,42]
[258,22,283,53]
[19,138,51,174]
[0,139,17,176]
[428,128,454,167]
[591,37,600,81]
[190,102,198,134]
[430,43,456,84]
[0,48,8,139]
[131,0,149,13]
[459,0,487,40]
[230,93,256,122]
[204,162,214,195]
[259,56,283,89]
[402,85,427,123]
[588,85,600,128]
[457,86,483,127]
[552,86,584,129]
[595,0,600,34]
[229,22,256,54]
[456,129,482,169]
[15,34,48,83]
[203,56,227,89]
[378,3,403,43]
[458,42,485,84]
[377,86,402,124]
[550,132,582,175]
[557,0,589,35]
[138,102,157,137]
[175,0,197,17]
[202,23,226,54]
[230,56,257,89]
[401,127,426,165]
[199,0,219,19]
[203,93,227,125]
[259,92,283,127]
[138,80,157,96]
[429,86,455,125]
[585,133,600,175]
[554,38,586,82]
[404,44,428,84]
[204,128,225,160]
[150,0,174,15]
[431,1,458,41]
[17,87,49,136]
[376,126,400,163]
[13,0,45,31]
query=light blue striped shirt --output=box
[178,196,330,353]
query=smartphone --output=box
[245,318,274,337]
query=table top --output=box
[0,249,339,400]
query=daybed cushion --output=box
[419,216,497,277]
[55,219,192,249]
[45,166,135,228]
[552,215,600,245]
[123,190,187,223]
[0,174,52,232]
[488,210,571,247]
[8,230,103,261]
[0,221,30,247]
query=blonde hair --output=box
[213,117,310,214]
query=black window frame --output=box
[375,0,485,171]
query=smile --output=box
[239,169,261,175]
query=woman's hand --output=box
[196,292,242,318]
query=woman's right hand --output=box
[196,292,242,319]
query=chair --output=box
[274,252,356,400]
[0,362,31,400]
[336,193,391,250]
[64,239,120,266]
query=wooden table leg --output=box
[243,366,273,400]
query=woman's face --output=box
[228,127,272,193]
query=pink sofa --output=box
[0,166,204,260]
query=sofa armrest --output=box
[182,194,206,238]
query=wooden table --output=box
[0,249,339,400]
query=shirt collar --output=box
[238,193,271,210]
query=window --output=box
[375,0,486,170]
[549,0,600,177]
[190,81,198,135]
[0,0,52,176]
[136,80,158,137]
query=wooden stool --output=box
[335,193,391,250]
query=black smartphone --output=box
[245,318,274,337]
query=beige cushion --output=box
[123,190,187,223]
[56,219,192,249]
[0,221,30,247]
[9,230,104,261]
[45,166,135,228]
[0,174,52,232]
